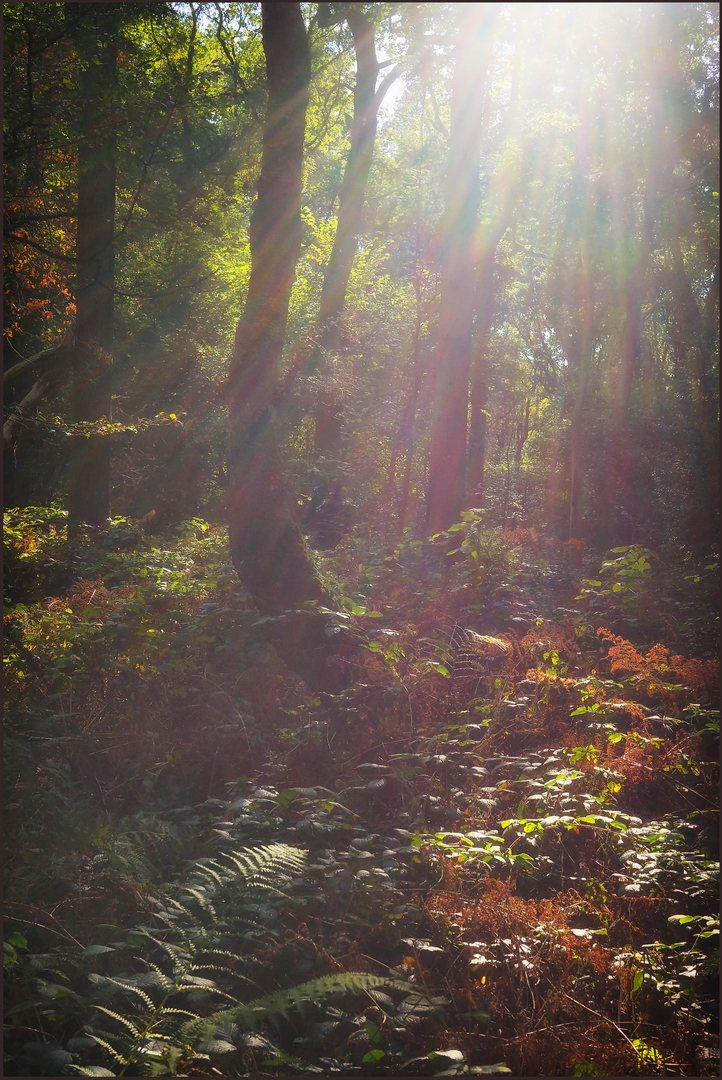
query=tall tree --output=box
[651,2,719,554]
[66,3,119,532]
[226,2,353,692]
[304,3,399,545]
[425,3,499,536]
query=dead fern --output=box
[444,624,511,685]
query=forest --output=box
[3,2,719,1076]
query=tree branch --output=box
[3,346,76,449]
[4,328,76,388]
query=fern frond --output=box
[150,941,192,962]
[181,973,425,1042]
[464,631,510,652]
[185,862,226,889]
[161,898,196,919]
[192,948,246,963]
[85,1031,127,1064]
[94,979,155,1011]
[260,1049,306,1071]
[140,932,192,967]
[176,885,216,915]
[147,1005,197,1020]
[222,843,308,887]
[90,1005,142,1038]
[187,961,249,980]
[142,959,178,989]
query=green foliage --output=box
[5,512,719,1074]
[5,836,438,1077]
[438,511,521,600]
[576,546,656,625]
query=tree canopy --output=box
[4,1,718,552]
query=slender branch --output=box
[111,270,214,301]
[4,349,76,449]
[5,231,79,263]
[561,993,637,1052]
[4,328,76,388]
[213,2,250,98]
[111,101,177,246]
[4,211,77,230]
[372,63,402,111]
[25,5,94,58]
[427,84,449,139]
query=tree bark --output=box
[647,3,719,554]
[567,235,595,542]
[467,235,502,503]
[426,4,497,536]
[389,270,427,533]
[312,5,387,444]
[66,4,118,533]
[605,263,642,546]
[226,2,354,693]
[303,4,399,545]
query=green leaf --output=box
[631,1039,662,1066]
[362,1049,386,1063]
[80,944,116,958]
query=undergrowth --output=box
[4,509,719,1076]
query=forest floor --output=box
[3,510,719,1077]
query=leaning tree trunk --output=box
[226,2,354,693]
[3,331,76,453]
[67,3,117,535]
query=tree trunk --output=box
[391,270,426,533]
[567,235,595,542]
[66,4,117,532]
[607,266,642,546]
[647,3,719,554]
[226,2,354,694]
[664,236,719,554]
[467,236,501,504]
[426,4,497,536]
[66,4,118,534]
[304,5,398,545]
[312,4,383,442]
